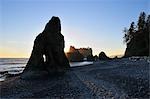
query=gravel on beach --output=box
[0,58,149,98]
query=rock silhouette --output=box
[22,16,70,79]
[66,46,93,62]
[99,52,110,60]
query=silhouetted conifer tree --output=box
[137,12,146,30]
[123,22,135,44]
[123,12,149,57]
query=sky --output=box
[0,0,149,58]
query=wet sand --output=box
[0,59,149,98]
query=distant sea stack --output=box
[22,16,70,79]
[99,52,110,60]
[66,46,93,62]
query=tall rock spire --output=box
[21,16,70,79]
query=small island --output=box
[66,46,93,62]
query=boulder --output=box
[21,16,70,79]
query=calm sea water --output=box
[0,58,93,81]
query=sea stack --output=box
[21,16,70,79]
[99,52,110,60]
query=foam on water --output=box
[70,61,93,67]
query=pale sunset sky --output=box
[0,0,149,58]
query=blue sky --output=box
[0,0,149,58]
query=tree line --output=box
[123,12,149,57]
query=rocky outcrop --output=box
[66,46,84,62]
[21,16,70,79]
[99,52,110,60]
[66,46,93,62]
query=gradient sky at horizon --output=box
[0,0,149,58]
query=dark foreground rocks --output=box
[21,17,70,79]
[1,59,149,98]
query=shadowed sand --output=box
[0,59,149,98]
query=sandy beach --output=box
[0,58,149,98]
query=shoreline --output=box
[0,61,94,82]
[0,59,149,98]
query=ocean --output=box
[0,58,93,81]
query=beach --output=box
[0,58,149,98]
